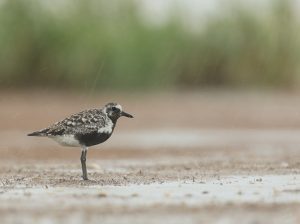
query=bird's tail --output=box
[27,128,50,137]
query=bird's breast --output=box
[75,131,112,147]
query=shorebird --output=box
[28,103,133,180]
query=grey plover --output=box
[28,102,133,180]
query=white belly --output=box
[50,135,81,147]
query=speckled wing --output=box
[32,109,107,136]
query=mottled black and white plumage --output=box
[28,102,133,180]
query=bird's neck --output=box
[109,116,119,125]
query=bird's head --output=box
[103,103,133,121]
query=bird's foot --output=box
[82,175,89,181]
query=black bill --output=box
[121,111,134,118]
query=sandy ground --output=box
[1,90,300,224]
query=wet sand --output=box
[1,90,300,224]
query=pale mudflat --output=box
[1,91,300,224]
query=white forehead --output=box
[115,104,122,111]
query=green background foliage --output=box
[0,0,299,90]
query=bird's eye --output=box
[112,107,118,112]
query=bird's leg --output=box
[80,147,88,180]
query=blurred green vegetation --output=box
[0,0,299,90]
